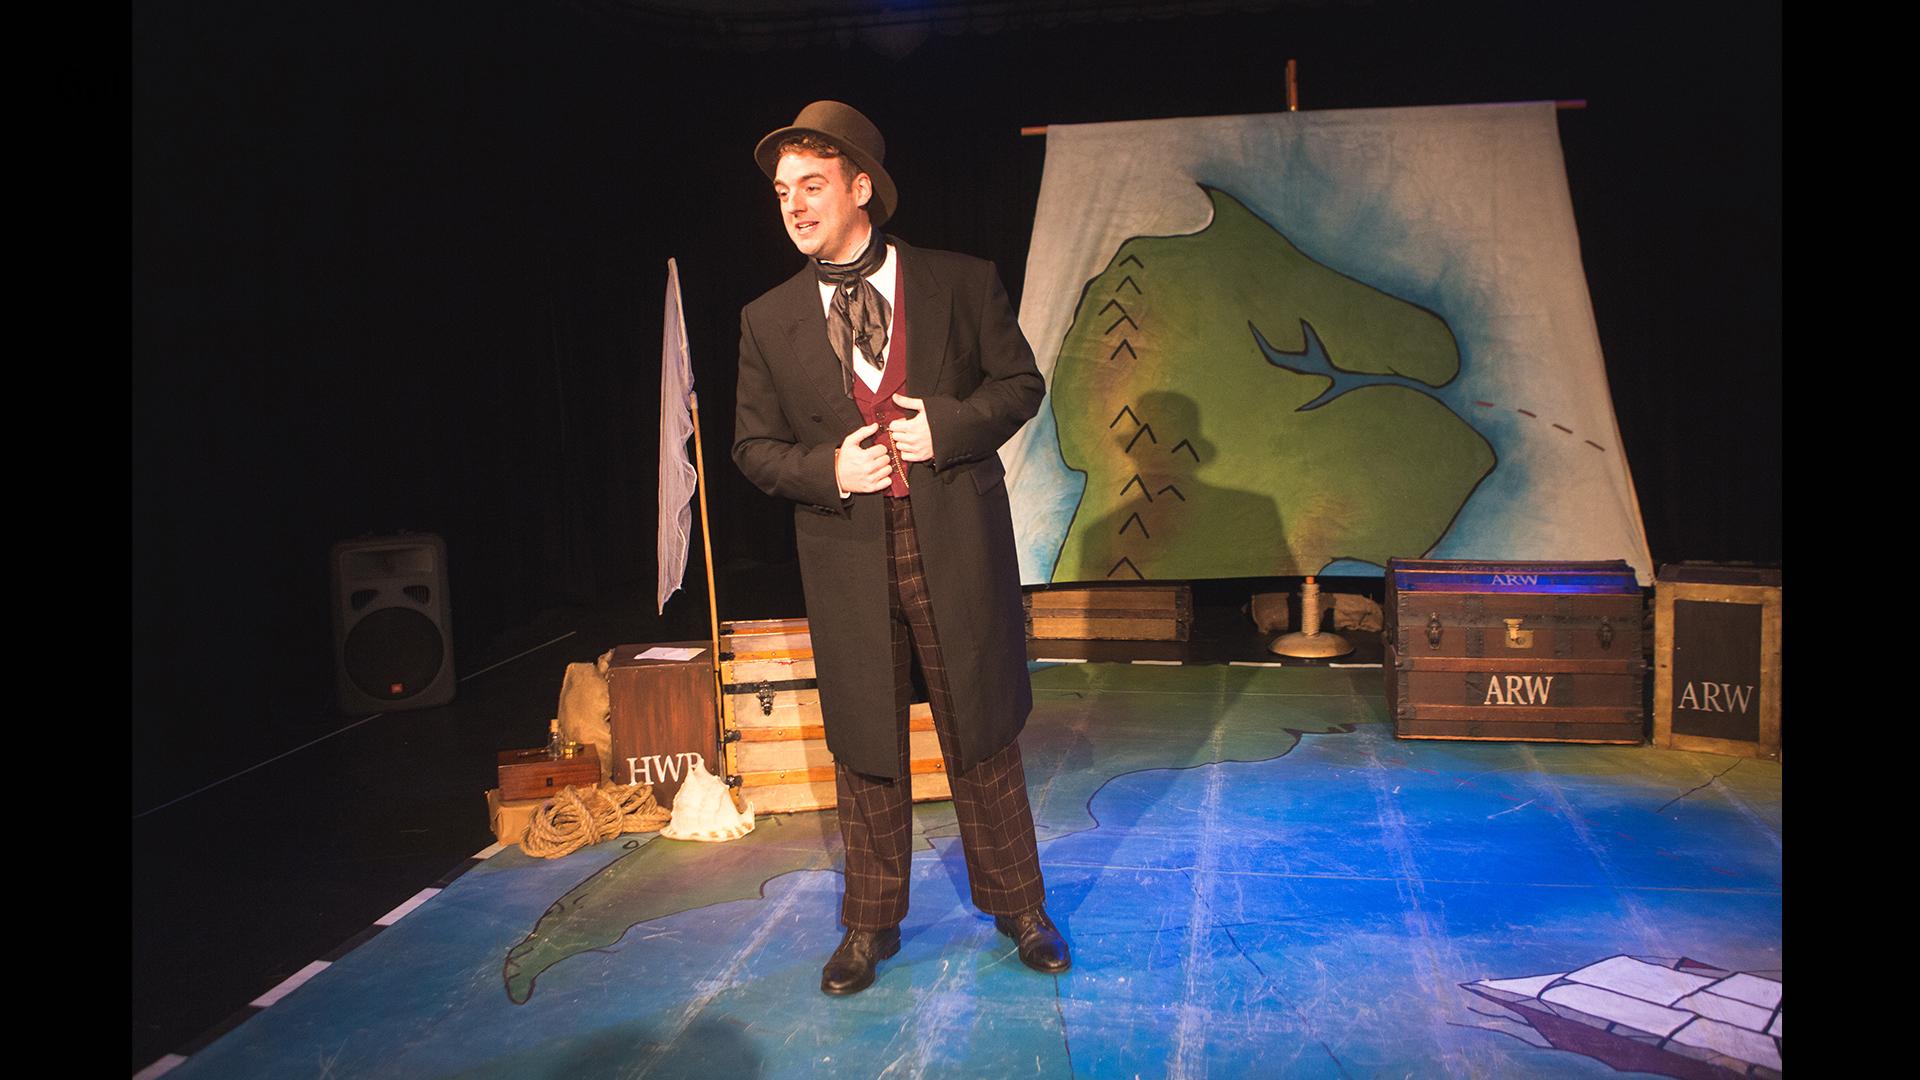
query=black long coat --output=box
[732,239,1044,778]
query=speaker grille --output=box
[342,607,446,700]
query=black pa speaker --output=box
[330,534,455,713]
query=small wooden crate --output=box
[1385,559,1645,743]
[722,618,951,814]
[606,642,719,810]
[1024,583,1192,641]
[497,746,602,802]
[1653,563,1782,760]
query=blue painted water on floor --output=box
[167,675,1780,1079]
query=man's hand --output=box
[834,422,891,494]
[888,394,934,463]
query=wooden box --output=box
[1653,563,1781,760]
[1024,583,1193,641]
[722,617,950,814]
[497,745,602,802]
[606,641,719,810]
[1385,558,1646,743]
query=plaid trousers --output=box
[834,495,1047,930]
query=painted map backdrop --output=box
[1005,103,1652,584]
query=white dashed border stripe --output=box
[132,1054,188,1079]
[376,888,442,926]
[250,960,331,1008]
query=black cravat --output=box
[813,231,892,396]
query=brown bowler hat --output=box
[755,100,897,226]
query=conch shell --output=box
[659,758,755,842]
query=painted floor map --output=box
[166,665,1781,1078]
[1007,104,1655,583]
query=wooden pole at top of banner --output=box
[1287,58,1299,111]
[1018,99,1587,136]
[686,391,727,775]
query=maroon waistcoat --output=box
[849,293,910,497]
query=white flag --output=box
[657,258,698,613]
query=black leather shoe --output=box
[821,927,901,996]
[995,909,1071,973]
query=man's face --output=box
[773,151,871,263]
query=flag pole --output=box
[686,391,728,769]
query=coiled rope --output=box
[520,782,671,858]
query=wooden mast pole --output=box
[1017,100,1587,137]
[687,391,727,765]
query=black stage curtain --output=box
[132,0,1779,801]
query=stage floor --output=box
[148,663,1782,1079]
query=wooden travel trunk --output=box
[1653,563,1782,760]
[722,618,951,814]
[1024,583,1193,641]
[1385,559,1646,743]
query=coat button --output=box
[810,413,822,422]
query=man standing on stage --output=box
[732,101,1068,995]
